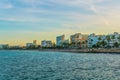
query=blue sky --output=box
[0,0,120,45]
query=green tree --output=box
[85,40,88,48]
[82,41,85,48]
[62,42,69,48]
[118,36,120,42]
[101,40,107,47]
[71,42,75,47]
[112,35,115,40]
[77,42,81,48]
[52,42,56,48]
[106,35,111,42]
[92,44,97,48]
[114,42,119,48]
[106,35,111,47]
[98,37,102,41]
[96,42,101,48]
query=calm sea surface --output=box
[0,50,120,80]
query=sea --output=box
[0,50,120,80]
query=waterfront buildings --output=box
[70,33,88,48]
[56,35,65,46]
[9,45,22,49]
[70,33,82,43]
[106,32,120,47]
[61,39,69,47]
[0,44,9,49]
[26,43,35,48]
[33,40,37,45]
[87,32,120,48]
[26,40,38,48]
[56,35,70,47]
[87,33,99,48]
[1,32,120,49]
[41,40,52,47]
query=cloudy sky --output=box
[0,0,120,45]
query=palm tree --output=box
[82,41,85,48]
[117,36,120,42]
[114,42,119,48]
[77,42,81,48]
[71,42,75,47]
[106,35,111,47]
[85,40,88,48]
[101,40,107,48]
[96,42,101,48]
[62,42,69,48]
[111,35,116,48]
[98,36,102,41]
[112,35,115,40]
[118,36,120,47]
[97,36,102,48]
[52,42,56,48]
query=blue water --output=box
[0,51,120,80]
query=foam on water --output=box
[0,50,120,80]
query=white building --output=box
[87,32,120,48]
[26,40,38,48]
[60,39,69,47]
[26,43,35,48]
[33,40,37,45]
[41,40,52,47]
[56,35,65,46]
[70,33,83,43]
[106,32,120,47]
[70,33,88,48]
[87,33,99,48]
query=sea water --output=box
[0,50,120,80]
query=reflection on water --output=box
[0,50,120,80]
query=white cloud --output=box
[0,0,120,31]
[0,17,48,22]
[0,4,13,9]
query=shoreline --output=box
[38,48,120,54]
[0,48,120,54]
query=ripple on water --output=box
[0,51,120,80]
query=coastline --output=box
[38,48,120,54]
[1,48,120,54]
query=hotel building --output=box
[56,35,65,46]
[41,40,52,47]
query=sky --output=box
[0,0,120,46]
